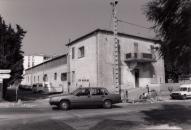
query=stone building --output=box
[22,29,165,94]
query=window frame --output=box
[61,73,67,81]
[54,72,57,80]
[72,47,75,59]
[43,74,48,82]
[78,46,85,58]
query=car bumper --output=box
[49,100,60,106]
[113,99,122,104]
[170,94,182,99]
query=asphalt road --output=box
[1,100,191,130]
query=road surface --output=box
[1,99,191,130]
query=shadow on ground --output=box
[52,104,122,111]
[141,103,191,127]
[0,119,75,130]
[89,119,140,130]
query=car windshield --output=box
[180,87,187,91]
[70,88,81,95]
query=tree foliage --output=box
[144,0,191,82]
[0,16,26,98]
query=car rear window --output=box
[180,87,187,91]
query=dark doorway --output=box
[134,69,139,87]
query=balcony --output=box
[125,52,156,63]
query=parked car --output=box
[32,83,44,93]
[43,82,63,94]
[49,87,122,110]
[19,85,32,90]
[170,84,191,99]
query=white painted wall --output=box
[97,33,165,92]
[68,36,98,92]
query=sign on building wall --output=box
[78,79,90,87]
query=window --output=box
[91,88,104,96]
[101,88,109,95]
[180,87,187,91]
[32,57,34,67]
[54,73,57,80]
[43,74,48,82]
[61,73,67,81]
[72,47,75,59]
[78,46,85,58]
[134,42,138,53]
[28,56,30,68]
[76,88,90,96]
[72,71,75,83]
[38,76,39,83]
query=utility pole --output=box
[67,39,71,93]
[110,0,120,94]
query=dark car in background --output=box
[49,87,121,110]
[32,83,44,93]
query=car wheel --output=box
[182,95,187,100]
[39,90,43,94]
[59,100,70,110]
[103,100,112,109]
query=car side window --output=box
[76,88,90,96]
[91,88,104,96]
[188,88,191,92]
[101,88,108,95]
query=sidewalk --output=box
[0,98,49,108]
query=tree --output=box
[144,0,191,82]
[0,16,26,99]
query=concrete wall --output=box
[68,36,98,92]
[97,32,165,93]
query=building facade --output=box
[22,55,69,93]
[67,29,165,93]
[23,29,165,94]
[23,55,51,70]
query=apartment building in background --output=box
[23,55,51,70]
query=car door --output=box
[72,88,91,106]
[90,88,105,105]
[188,88,191,97]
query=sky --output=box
[0,0,155,56]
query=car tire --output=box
[103,100,112,109]
[39,90,43,94]
[59,100,70,110]
[182,95,187,100]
